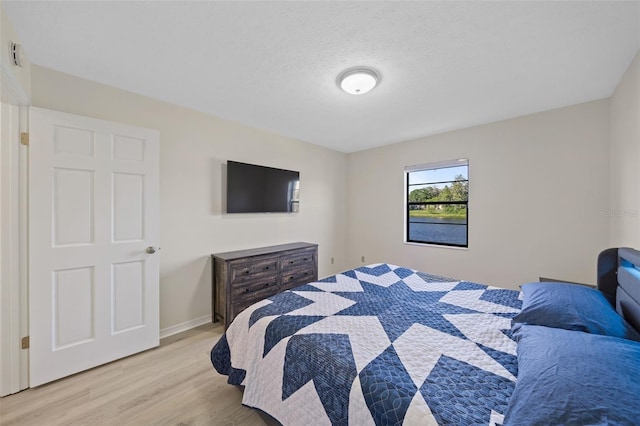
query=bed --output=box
[210,249,640,425]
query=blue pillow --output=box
[512,282,640,341]
[504,324,640,425]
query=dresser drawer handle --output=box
[289,260,294,264]
[303,258,308,261]
[244,269,250,274]
[264,266,270,270]
[303,272,309,276]
[243,282,273,294]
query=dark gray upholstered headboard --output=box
[597,248,619,301]
[616,248,640,332]
[597,247,640,333]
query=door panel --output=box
[53,266,95,348]
[29,107,159,387]
[112,172,144,241]
[112,260,145,333]
[53,168,95,245]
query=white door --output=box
[29,107,160,387]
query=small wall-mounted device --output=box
[10,42,24,67]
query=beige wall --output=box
[347,100,611,289]
[0,2,31,102]
[31,66,348,331]
[609,50,640,248]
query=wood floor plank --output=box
[0,324,273,426]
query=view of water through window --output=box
[408,218,467,246]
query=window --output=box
[405,159,469,247]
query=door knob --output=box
[146,246,158,254]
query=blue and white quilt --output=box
[211,264,522,425]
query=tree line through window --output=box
[405,160,469,247]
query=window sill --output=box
[404,241,469,251]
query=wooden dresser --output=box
[211,242,318,328]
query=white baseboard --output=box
[159,315,212,339]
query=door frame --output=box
[0,54,30,396]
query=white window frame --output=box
[404,159,469,248]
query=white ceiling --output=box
[4,1,640,153]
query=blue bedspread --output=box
[211,264,522,425]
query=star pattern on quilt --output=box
[335,279,480,341]
[212,264,524,426]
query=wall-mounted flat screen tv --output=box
[226,161,300,213]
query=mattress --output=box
[211,264,522,425]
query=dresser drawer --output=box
[232,276,278,297]
[230,258,278,282]
[280,251,315,272]
[232,280,279,315]
[281,267,316,291]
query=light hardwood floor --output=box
[0,323,275,426]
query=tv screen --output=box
[226,161,300,213]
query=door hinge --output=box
[20,132,29,146]
[21,336,29,349]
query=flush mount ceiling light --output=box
[338,68,379,95]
